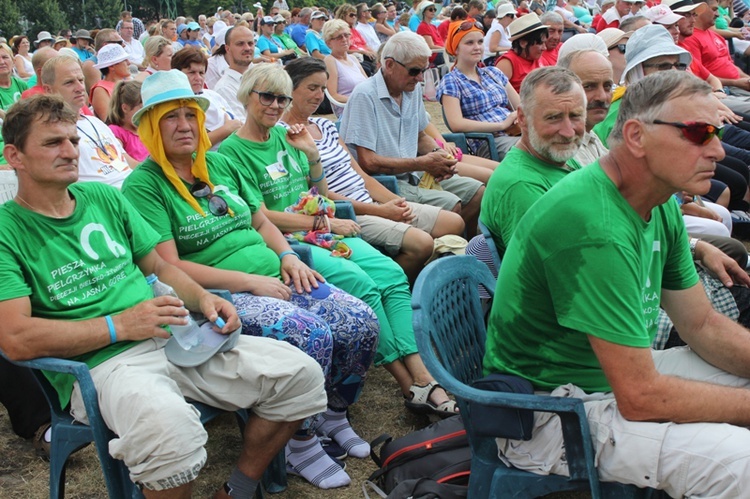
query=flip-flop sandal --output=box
[404,381,459,418]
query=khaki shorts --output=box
[70,336,326,490]
[357,201,441,256]
[397,174,483,211]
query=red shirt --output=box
[21,84,44,99]
[417,22,445,63]
[539,43,561,66]
[498,51,541,92]
[437,19,451,42]
[680,29,740,79]
[349,27,369,52]
[593,16,619,32]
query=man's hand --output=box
[421,150,458,181]
[197,291,241,333]
[696,240,750,288]
[280,254,324,294]
[680,202,723,222]
[112,296,188,341]
[377,198,415,222]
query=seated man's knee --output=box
[433,210,465,237]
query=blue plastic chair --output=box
[441,108,501,162]
[1,289,286,498]
[411,256,660,499]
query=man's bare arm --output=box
[589,334,750,425]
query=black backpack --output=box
[364,415,471,498]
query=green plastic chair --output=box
[411,256,661,499]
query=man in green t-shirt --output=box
[480,67,586,256]
[0,95,326,498]
[484,70,750,496]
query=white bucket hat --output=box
[623,23,692,84]
[93,43,130,69]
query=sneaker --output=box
[318,436,348,460]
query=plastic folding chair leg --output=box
[262,448,288,493]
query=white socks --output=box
[316,409,370,459]
[286,435,351,489]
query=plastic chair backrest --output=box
[0,170,19,203]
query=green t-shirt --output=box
[483,162,699,393]
[0,76,28,165]
[480,147,578,255]
[121,152,280,277]
[0,182,159,408]
[592,98,621,148]
[218,126,310,212]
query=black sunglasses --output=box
[190,182,229,216]
[651,120,725,145]
[387,57,429,76]
[615,43,626,54]
[252,90,292,107]
[642,61,689,71]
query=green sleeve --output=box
[121,165,175,244]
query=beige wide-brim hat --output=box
[598,27,631,49]
[34,31,54,46]
[663,0,707,14]
[508,13,549,42]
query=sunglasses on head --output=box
[252,90,292,107]
[455,20,484,33]
[651,120,725,145]
[387,57,429,76]
[642,61,688,71]
[190,182,229,216]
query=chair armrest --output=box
[333,200,356,221]
[372,174,400,195]
[464,132,500,162]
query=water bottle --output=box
[146,274,202,349]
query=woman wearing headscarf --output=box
[438,19,520,161]
[122,69,379,490]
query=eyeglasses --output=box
[348,13,357,17]
[615,43,626,54]
[651,120,725,145]
[252,90,293,107]
[387,57,429,76]
[505,13,516,18]
[642,61,688,71]
[425,7,436,11]
[104,39,125,46]
[331,32,352,41]
[190,182,229,216]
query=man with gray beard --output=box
[480,66,586,256]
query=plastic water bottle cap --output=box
[215,317,226,328]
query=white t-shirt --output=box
[122,37,145,66]
[206,54,230,89]
[484,20,511,60]
[76,115,132,188]
[214,68,247,122]
[356,22,381,50]
[199,88,240,150]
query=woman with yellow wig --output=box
[121,69,378,490]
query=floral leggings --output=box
[232,282,379,410]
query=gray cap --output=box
[623,24,691,85]
[164,321,241,367]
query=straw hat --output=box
[508,13,549,41]
[662,0,707,14]
[597,27,630,49]
[133,69,209,125]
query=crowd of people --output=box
[5,0,750,497]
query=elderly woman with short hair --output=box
[323,19,368,116]
[218,63,459,423]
